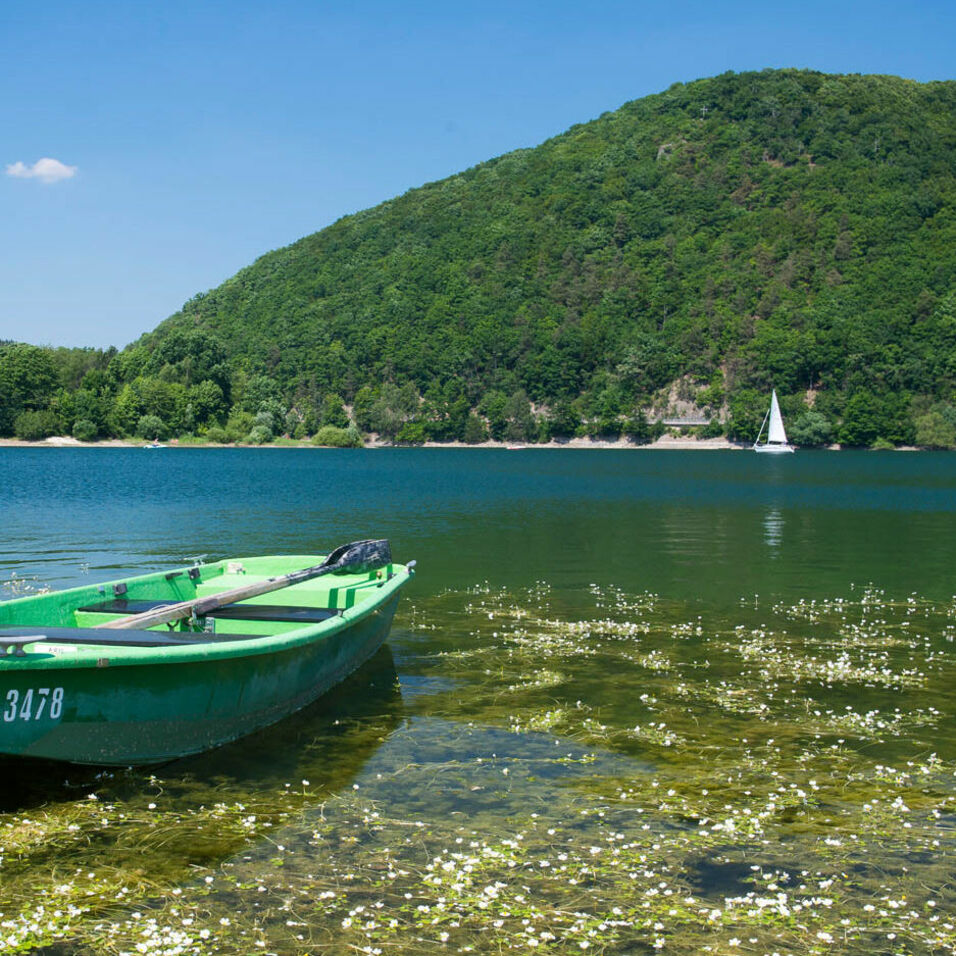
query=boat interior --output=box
[0,556,398,655]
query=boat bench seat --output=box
[76,599,343,624]
[0,626,259,655]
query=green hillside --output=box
[4,69,956,446]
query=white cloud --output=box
[6,157,77,184]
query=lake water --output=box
[2,448,955,955]
[4,446,956,600]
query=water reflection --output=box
[763,507,784,552]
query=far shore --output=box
[0,434,852,451]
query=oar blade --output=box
[323,538,392,573]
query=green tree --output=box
[72,419,98,442]
[225,410,255,442]
[284,408,306,438]
[188,380,227,428]
[68,389,111,437]
[319,393,349,428]
[136,415,166,440]
[395,421,427,444]
[369,383,419,439]
[727,389,766,442]
[13,409,62,441]
[107,377,189,437]
[312,425,362,447]
[788,410,833,447]
[148,328,230,393]
[839,390,913,447]
[0,344,58,434]
[623,409,656,444]
[352,386,376,433]
[253,410,276,437]
[914,411,956,449]
[111,383,145,436]
[246,424,273,444]
[241,375,282,413]
[463,413,489,444]
[478,391,509,441]
[586,385,624,438]
[204,426,230,444]
[617,334,680,396]
[503,389,535,442]
[422,381,470,442]
[546,400,581,439]
[52,346,114,391]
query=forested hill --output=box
[4,69,956,446]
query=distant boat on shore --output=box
[754,390,795,454]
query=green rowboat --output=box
[0,543,413,766]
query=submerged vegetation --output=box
[2,578,955,954]
[3,70,956,447]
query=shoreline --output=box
[0,436,929,451]
[0,436,931,450]
[0,435,754,451]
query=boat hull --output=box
[753,443,795,454]
[0,553,412,765]
[1,595,398,766]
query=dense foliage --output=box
[3,70,956,446]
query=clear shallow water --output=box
[2,447,956,955]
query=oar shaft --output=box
[96,540,391,631]
[96,571,322,630]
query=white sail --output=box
[767,390,788,444]
[754,389,795,453]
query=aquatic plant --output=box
[2,581,955,954]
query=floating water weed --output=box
[2,583,955,954]
[0,572,50,599]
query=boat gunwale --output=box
[0,557,413,670]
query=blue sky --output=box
[2,0,954,349]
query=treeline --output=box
[0,334,350,447]
[0,332,657,445]
[3,69,956,447]
[5,303,956,448]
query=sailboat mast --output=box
[754,405,771,446]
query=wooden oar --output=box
[96,539,392,631]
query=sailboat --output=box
[753,390,795,454]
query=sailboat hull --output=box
[753,443,794,454]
